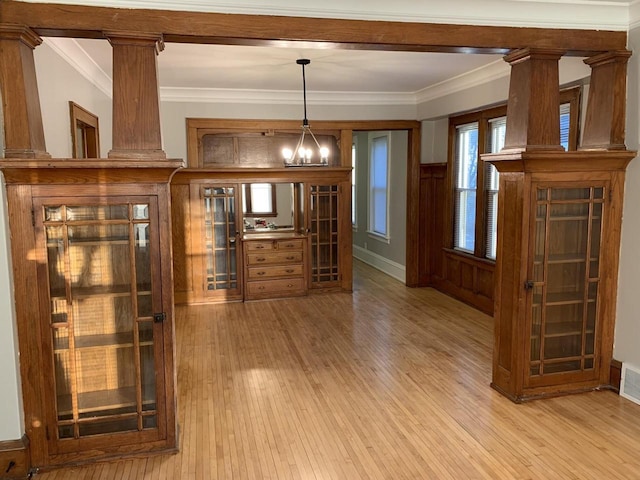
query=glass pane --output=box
[143,415,157,429]
[45,206,63,221]
[78,416,138,436]
[593,187,604,199]
[537,188,548,201]
[68,224,131,289]
[47,226,66,300]
[585,358,594,369]
[544,334,582,359]
[551,188,590,201]
[140,323,156,411]
[544,360,581,374]
[133,204,149,220]
[67,205,129,221]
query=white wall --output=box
[614,26,640,368]
[34,41,112,157]
[0,175,23,442]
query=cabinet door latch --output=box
[524,281,534,290]
[153,312,166,323]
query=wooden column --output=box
[503,48,564,152]
[0,24,50,159]
[580,50,632,150]
[105,31,166,159]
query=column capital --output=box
[503,48,565,65]
[584,49,632,68]
[104,31,164,53]
[0,24,42,49]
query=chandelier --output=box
[283,59,330,166]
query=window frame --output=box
[242,183,278,217]
[447,86,581,261]
[368,133,390,241]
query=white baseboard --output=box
[352,245,406,283]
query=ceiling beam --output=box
[0,1,628,56]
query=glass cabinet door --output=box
[201,185,241,299]
[309,184,340,287]
[40,199,163,448]
[528,185,605,383]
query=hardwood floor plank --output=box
[35,260,640,479]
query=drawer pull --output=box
[285,269,294,273]
[255,245,265,249]
[258,286,265,290]
[284,243,294,248]
[287,284,293,288]
[286,256,295,260]
[256,257,266,262]
[257,271,266,276]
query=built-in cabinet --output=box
[171,168,352,304]
[485,151,634,401]
[0,160,181,467]
[244,234,307,300]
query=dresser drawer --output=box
[247,264,304,280]
[245,241,275,252]
[275,239,304,250]
[246,278,305,297]
[246,251,303,265]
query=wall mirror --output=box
[242,182,301,233]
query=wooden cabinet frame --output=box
[0,160,182,468]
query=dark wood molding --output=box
[105,31,166,159]
[0,23,50,158]
[417,163,447,286]
[0,435,30,480]
[503,48,564,152]
[580,50,632,151]
[609,359,622,392]
[0,1,628,55]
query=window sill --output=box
[367,231,390,244]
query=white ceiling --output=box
[34,0,636,102]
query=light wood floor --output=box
[37,261,640,479]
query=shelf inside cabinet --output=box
[57,386,155,416]
[47,237,131,247]
[531,324,595,339]
[532,291,596,307]
[50,284,152,300]
[532,254,595,265]
[54,332,154,352]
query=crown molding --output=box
[159,87,417,105]
[20,0,631,30]
[43,38,112,98]
[629,0,640,29]
[416,60,511,104]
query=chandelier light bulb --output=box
[282,148,293,161]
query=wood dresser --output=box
[243,233,308,300]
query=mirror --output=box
[242,183,299,232]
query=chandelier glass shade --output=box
[283,59,329,166]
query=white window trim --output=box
[367,133,390,242]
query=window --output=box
[352,141,357,226]
[453,123,478,253]
[369,135,389,238]
[449,86,580,261]
[242,183,277,216]
[485,117,506,259]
